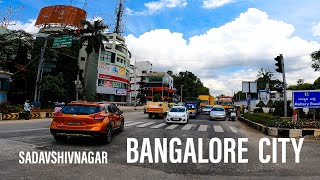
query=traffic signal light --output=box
[274,55,283,73]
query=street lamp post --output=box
[181,85,184,102]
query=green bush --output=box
[271,101,293,117]
[243,113,278,125]
[243,112,320,129]
[253,108,264,113]
[0,102,23,114]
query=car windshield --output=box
[170,107,186,112]
[212,107,224,111]
[186,104,196,110]
[200,100,209,104]
[61,105,101,115]
[204,106,213,109]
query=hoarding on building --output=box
[35,5,86,28]
[97,50,129,95]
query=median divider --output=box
[2,113,19,120]
[239,116,320,138]
[30,113,41,119]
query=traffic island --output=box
[239,115,320,138]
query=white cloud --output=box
[202,0,235,9]
[312,22,320,36]
[126,8,320,96]
[7,19,39,34]
[126,0,187,15]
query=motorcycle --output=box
[229,109,236,121]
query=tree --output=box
[313,77,320,89]
[79,19,108,93]
[256,101,266,108]
[172,71,209,101]
[40,73,66,107]
[0,30,35,104]
[310,50,320,71]
[256,68,274,91]
[287,79,314,90]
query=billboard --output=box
[35,5,86,28]
[293,90,320,108]
[242,81,257,93]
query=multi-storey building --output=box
[144,72,175,102]
[129,61,152,104]
[78,33,131,103]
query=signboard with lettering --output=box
[115,88,127,96]
[293,90,320,108]
[52,36,72,48]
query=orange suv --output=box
[50,101,124,144]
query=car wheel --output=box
[119,120,124,132]
[98,126,112,144]
[54,135,67,142]
[148,113,153,119]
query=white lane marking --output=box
[165,124,179,130]
[0,128,49,133]
[150,123,166,129]
[136,122,157,128]
[213,125,224,132]
[124,122,144,127]
[229,126,239,133]
[124,121,134,124]
[198,125,208,131]
[181,124,193,130]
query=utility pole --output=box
[181,85,184,102]
[281,54,287,117]
[134,58,137,108]
[34,35,49,102]
[274,54,287,117]
[75,70,80,101]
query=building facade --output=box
[0,71,12,103]
[130,61,152,104]
[78,33,131,104]
[144,72,175,102]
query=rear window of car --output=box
[212,107,224,111]
[170,107,186,112]
[61,105,101,115]
[204,106,213,109]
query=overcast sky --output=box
[5,0,320,96]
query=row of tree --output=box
[0,19,108,107]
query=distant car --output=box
[209,106,226,120]
[166,106,189,124]
[202,105,213,114]
[50,101,124,144]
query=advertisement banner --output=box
[115,88,127,96]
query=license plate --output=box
[68,122,81,125]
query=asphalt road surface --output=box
[0,111,320,179]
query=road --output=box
[0,111,320,179]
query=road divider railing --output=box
[239,116,320,138]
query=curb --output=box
[239,116,320,138]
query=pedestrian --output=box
[24,100,32,120]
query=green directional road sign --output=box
[52,36,72,48]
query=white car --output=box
[166,106,189,124]
[209,106,226,120]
